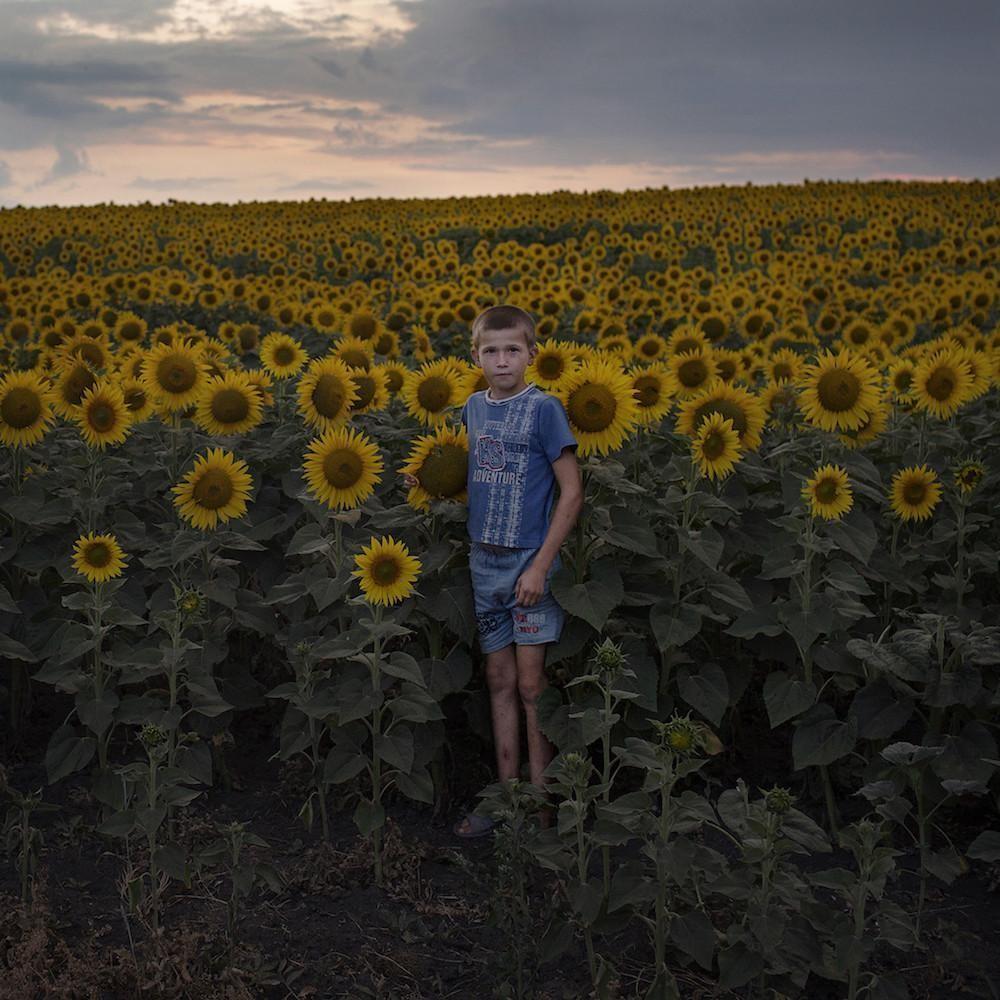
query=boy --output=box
[453,304,582,838]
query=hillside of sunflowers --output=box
[1,180,998,998]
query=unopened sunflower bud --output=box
[764,786,795,815]
[139,723,167,752]
[177,589,203,617]
[657,714,704,756]
[591,637,626,675]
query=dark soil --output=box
[1,688,998,999]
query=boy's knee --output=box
[485,654,517,694]
[517,673,547,707]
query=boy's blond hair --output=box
[471,305,536,351]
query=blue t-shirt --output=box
[461,384,577,549]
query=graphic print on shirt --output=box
[472,389,540,547]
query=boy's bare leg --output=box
[485,644,520,782]
[515,643,554,787]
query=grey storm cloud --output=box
[0,160,11,187]
[0,0,996,182]
[37,144,93,186]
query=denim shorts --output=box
[469,542,565,654]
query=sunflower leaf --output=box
[551,558,623,632]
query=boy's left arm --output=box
[514,447,583,607]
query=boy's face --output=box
[472,325,536,398]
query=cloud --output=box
[0,0,995,202]
[128,175,230,190]
[37,145,94,186]
[278,177,377,192]
[0,160,11,188]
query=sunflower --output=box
[296,355,358,430]
[675,381,767,451]
[630,363,673,427]
[409,324,435,362]
[61,332,112,372]
[332,335,374,371]
[52,358,100,417]
[666,349,719,399]
[765,348,805,384]
[666,326,710,357]
[887,359,917,402]
[172,448,253,530]
[697,312,730,345]
[378,360,408,395]
[360,320,394,357]
[303,425,383,510]
[889,465,941,522]
[954,461,985,494]
[0,371,55,447]
[72,532,128,583]
[401,359,468,426]
[911,349,973,420]
[556,357,639,457]
[260,333,307,379]
[346,365,390,415]
[76,381,131,449]
[352,535,421,606]
[143,341,210,413]
[528,342,576,391]
[953,347,992,401]
[244,368,275,408]
[113,313,147,346]
[712,348,743,384]
[632,332,669,365]
[116,376,155,422]
[691,413,741,481]
[399,425,469,511]
[834,380,886,439]
[760,379,800,422]
[803,465,853,520]
[348,309,379,341]
[796,350,881,433]
[194,371,264,436]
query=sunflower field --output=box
[1,180,999,998]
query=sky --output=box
[0,0,996,206]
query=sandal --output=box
[453,813,497,839]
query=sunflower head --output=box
[72,532,128,583]
[77,381,132,449]
[401,359,468,426]
[400,425,469,511]
[143,341,210,412]
[796,350,881,433]
[691,412,741,481]
[889,465,942,522]
[303,426,384,510]
[352,535,422,606]
[556,358,640,457]
[260,332,307,379]
[0,370,55,447]
[954,461,985,495]
[172,447,254,530]
[803,464,853,521]
[297,355,358,430]
[194,371,264,436]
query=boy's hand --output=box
[514,561,548,607]
[401,473,418,488]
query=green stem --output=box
[92,583,109,771]
[954,499,966,614]
[654,771,674,982]
[147,752,160,932]
[370,605,384,887]
[575,792,598,989]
